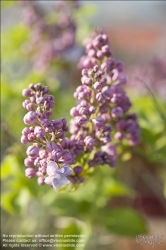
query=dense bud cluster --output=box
[70,29,140,167]
[21,83,74,189]
[18,0,79,72]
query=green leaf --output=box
[1,154,23,180]
[1,192,21,214]
[104,207,148,236]
[103,180,135,197]
[58,223,82,250]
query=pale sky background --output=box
[80,1,166,27]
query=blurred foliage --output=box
[131,95,166,165]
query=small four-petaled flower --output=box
[45,161,72,190]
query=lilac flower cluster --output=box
[70,29,140,167]
[18,0,79,72]
[21,83,74,189]
[21,30,140,190]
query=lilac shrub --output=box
[18,0,79,72]
[21,30,140,190]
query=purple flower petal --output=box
[52,175,70,190]
[45,176,54,186]
[58,164,73,176]
[46,161,58,176]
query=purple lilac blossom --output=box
[45,161,72,190]
[70,29,140,168]
[18,0,79,72]
[21,83,74,189]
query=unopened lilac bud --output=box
[37,113,48,122]
[43,86,50,94]
[26,103,35,111]
[41,119,50,128]
[96,92,105,101]
[100,104,108,114]
[116,120,127,131]
[78,176,84,183]
[26,146,39,158]
[30,96,36,103]
[102,33,108,43]
[72,141,84,155]
[93,65,99,72]
[21,135,29,144]
[29,83,35,90]
[102,143,117,161]
[125,119,137,133]
[73,166,82,175]
[93,36,102,48]
[27,133,36,141]
[88,49,96,57]
[22,89,32,97]
[70,107,79,117]
[34,126,45,138]
[94,81,103,90]
[101,45,111,56]
[114,131,124,140]
[117,72,127,85]
[39,149,47,159]
[50,149,62,161]
[86,42,94,50]
[44,100,55,110]
[37,176,45,185]
[22,100,31,109]
[128,136,139,146]
[81,69,88,76]
[60,150,74,164]
[46,142,58,152]
[56,130,65,139]
[34,83,42,91]
[111,107,123,119]
[76,116,87,126]
[60,138,72,149]
[23,111,37,125]
[84,136,96,147]
[102,86,112,98]
[60,118,67,126]
[96,50,104,60]
[88,160,94,167]
[80,56,96,69]
[92,117,105,127]
[24,157,34,167]
[52,119,63,130]
[25,168,36,178]
[89,106,96,114]
[22,127,31,135]
[94,70,104,80]
[81,76,93,86]
[36,96,45,105]
[78,106,89,116]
